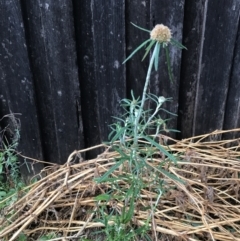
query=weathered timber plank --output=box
[90,0,126,142]
[223,18,240,139]
[0,0,44,180]
[125,0,150,99]
[193,0,240,138]
[150,0,185,136]
[178,0,206,139]
[21,0,84,164]
[72,0,102,159]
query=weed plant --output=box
[0,115,29,240]
[0,115,24,209]
[94,23,186,240]
[0,24,186,241]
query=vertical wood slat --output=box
[178,0,206,139]
[72,0,102,158]
[192,0,240,138]
[73,0,126,158]
[223,19,240,139]
[150,0,185,136]
[125,0,150,99]
[21,0,84,164]
[90,0,126,142]
[0,0,44,180]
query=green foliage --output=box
[0,116,27,210]
[94,202,151,241]
[0,23,186,241]
[17,233,28,241]
[94,23,186,240]
[37,232,58,240]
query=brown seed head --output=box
[150,24,171,43]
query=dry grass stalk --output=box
[1,129,240,240]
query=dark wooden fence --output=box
[1,0,240,179]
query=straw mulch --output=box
[1,129,240,241]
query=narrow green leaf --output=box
[159,108,178,116]
[114,146,130,158]
[112,116,125,122]
[154,43,161,71]
[109,127,125,142]
[95,158,125,183]
[170,38,187,50]
[122,39,152,64]
[156,166,185,184]
[94,193,111,201]
[108,125,119,140]
[142,40,156,61]
[123,197,135,223]
[165,47,174,83]
[142,135,178,164]
[97,177,121,183]
[146,94,159,104]
[167,129,181,133]
[131,22,151,33]
[121,98,132,105]
[130,89,139,101]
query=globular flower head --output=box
[150,24,172,44]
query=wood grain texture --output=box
[125,0,150,99]
[223,18,240,139]
[91,0,126,142]
[0,0,44,179]
[178,0,206,139]
[72,0,102,158]
[193,0,240,137]
[21,0,84,164]
[150,0,185,136]
[1,1,240,170]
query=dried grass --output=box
[1,129,240,241]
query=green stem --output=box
[133,43,158,146]
[141,106,159,134]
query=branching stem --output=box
[133,43,158,146]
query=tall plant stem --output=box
[133,43,158,146]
